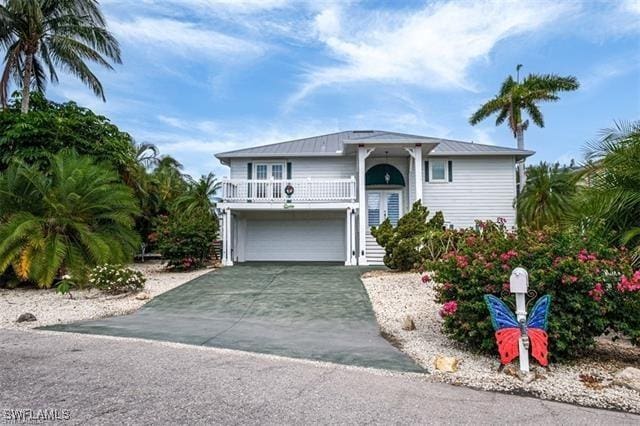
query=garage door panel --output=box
[246,219,345,262]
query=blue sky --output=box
[47,0,640,179]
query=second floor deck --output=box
[220,178,357,204]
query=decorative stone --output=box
[135,292,150,300]
[503,363,520,378]
[401,316,416,331]
[16,313,37,323]
[613,367,640,392]
[503,363,537,382]
[434,356,459,372]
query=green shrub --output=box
[156,212,218,271]
[425,221,640,362]
[371,201,445,270]
[89,264,145,294]
[0,94,136,174]
[0,151,140,288]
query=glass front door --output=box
[367,191,402,227]
[255,163,284,199]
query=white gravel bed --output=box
[361,270,640,414]
[0,262,213,330]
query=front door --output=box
[367,191,402,227]
[255,163,284,198]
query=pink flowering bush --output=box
[425,220,640,362]
[439,301,458,317]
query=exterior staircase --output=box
[366,233,385,266]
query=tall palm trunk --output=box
[516,124,526,193]
[21,52,33,114]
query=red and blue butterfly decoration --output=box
[484,295,552,366]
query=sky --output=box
[46,0,640,179]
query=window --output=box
[431,159,446,181]
[256,164,268,180]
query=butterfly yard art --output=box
[484,294,552,367]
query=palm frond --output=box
[523,73,580,92]
[469,96,510,126]
[524,102,545,127]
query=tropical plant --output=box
[153,155,187,203]
[0,93,136,173]
[0,0,121,113]
[134,142,160,169]
[174,172,221,217]
[574,121,640,260]
[156,212,218,271]
[88,264,145,294]
[516,162,578,228]
[371,201,445,270]
[424,220,639,362]
[469,65,579,191]
[0,151,140,288]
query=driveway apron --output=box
[42,263,422,372]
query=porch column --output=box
[223,208,233,266]
[414,144,423,204]
[221,211,226,264]
[350,209,357,265]
[345,208,351,266]
[358,146,368,265]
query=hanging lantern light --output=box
[384,151,391,184]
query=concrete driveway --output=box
[44,263,421,372]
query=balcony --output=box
[220,178,356,204]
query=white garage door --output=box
[245,219,345,262]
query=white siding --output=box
[423,156,517,229]
[228,157,356,180]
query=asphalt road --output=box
[1,330,637,425]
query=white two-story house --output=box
[215,130,533,266]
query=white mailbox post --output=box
[510,267,529,373]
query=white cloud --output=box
[109,17,265,60]
[623,0,640,15]
[288,0,575,106]
[581,56,640,92]
[470,127,499,146]
[158,115,219,133]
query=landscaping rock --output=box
[361,270,640,413]
[434,356,459,372]
[16,313,37,323]
[135,292,150,301]
[401,316,416,331]
[613,367,640,392]
[503,363,520,378]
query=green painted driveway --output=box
[44,264,422,372]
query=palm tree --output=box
[577,121,640,255]
[0,150,140,287]
[134,142,160,169]
[0,0,121,113]
[469,65,579,191]
[516,162,577,228]
[175,172,221,217]
[153,155,186,204]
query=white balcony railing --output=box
[220,178,356,203]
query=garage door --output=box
[245,219,345,262]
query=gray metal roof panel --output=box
[215,130,535,159]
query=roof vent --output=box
[353,130,375,133]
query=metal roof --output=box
[215,130,534,162]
